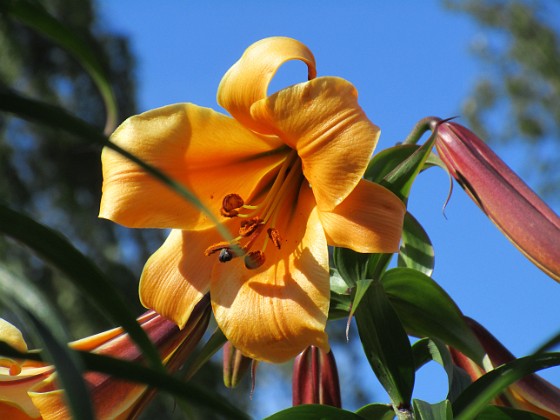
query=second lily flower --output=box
[100,37,405,363]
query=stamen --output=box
[239,217,264,237]
[245,251,265,269]
[219,248,234,263]
[209,151,301,270]
[261,158,302,224]
[221,194,245,217]
[267,228,282,249]
[204,241,234,257]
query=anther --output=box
[267,228,282,249]
[204,241,233,257]
[244,251,265,269]
[221,194,244,217]
[218,248,234,263]
[239,217,264,237]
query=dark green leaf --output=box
[333,247,370,288]
[366,133,437,202]
[2,0,118,132]
[533,329,560,354]
[412,338,472,402]
[381,268,484,363]
[365,144,421,184]
[398,212,435,276]
[453,352,560,420]
[181,327,228,380]
[0,203,164,371]
[355,403,394,419]
[475,405,547,419]
[265,404,364,420]
[413,399,452,420]
[329,291,352,320]
[355,280,415,408]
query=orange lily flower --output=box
[100,37,406,363]
[0,297,210,419]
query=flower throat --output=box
[204,151,301,269]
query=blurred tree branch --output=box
[443,0,560,201]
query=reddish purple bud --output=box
[435,122,560,282]
[223,341,253,388]
[450,317,560,418]
[292,346,341,408]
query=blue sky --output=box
[98,1,559,416]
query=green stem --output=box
[402,116,442,145]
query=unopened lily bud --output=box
[435,121,560,282]
[223,341,253,388]
[292,346,341,408]
[450,317,560,418]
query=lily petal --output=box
[100,103,286,230]
[217,36,316,135]
[251,77,380,211]
[139,229,221,329]
[319,179,405,253]
[0,319,28,354]
[211,185,330,363]
[1,366,54,418]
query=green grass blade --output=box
[0,342,250,420]
[2,0,118,133]
[0,266,94,420]
[0,203,163,372]
[0,88,234,244]
[453,352,560,419]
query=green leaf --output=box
[2,0,118,132]
[265,404,364,420]
[412,338,472,402]
[355,280,415,408]
[413,399,452,420]
[333,247,370,288]
[453,352,560,420]
[355,403,394,419]
[0,267,94,420]
[181,327,228,380]
[475,405,547,419]
[329,291,352,320]
[533,329,560,354]
[366,134,437,202]
[398,212,435,276]
[381,268,484,363]
[366,144,421,184]
[0,203,164,371]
